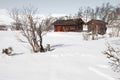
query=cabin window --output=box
[65,28,68,32]
[63,26,66,31]
[70,26,75,30]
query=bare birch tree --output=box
[77,2,115,22]
[108,5,120,37]
[9,8,21,30]
[9,7,54,53]
[97,3,113,22]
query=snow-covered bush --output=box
[108,32,113,38]
[82,32,90,40]
[109,26,120,37]
[103,43,120,72]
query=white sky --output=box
[0,0,120,14]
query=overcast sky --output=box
[0,0,120,14]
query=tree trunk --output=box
[96,25,98,40]
[92,28,95,40]
[92,34,95,40]
[40,34,45,52]
[33,42,40,53]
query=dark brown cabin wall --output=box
[53,18,85,32]
[86,19,107,35]
[54,26,57,32]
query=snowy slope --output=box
[0,9,66,25]
[0,31,120,80]
[0,9,13,25]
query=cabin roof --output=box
[53,18,84,26]
[86,19,107,25]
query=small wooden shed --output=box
[86,19,107,35]
[0,25,8,30]
[53,18,85,32]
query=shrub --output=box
[82,32,90,40]
[2,47,13,55]
[103,43,120,72]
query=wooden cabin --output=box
[86,19,107,35]
[11,22,22,30]
[53,18,84,32]
[0,25,8,31]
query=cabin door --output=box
[57,26,61,32]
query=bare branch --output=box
[103,42,120,72]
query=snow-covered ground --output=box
[0,31,120,80]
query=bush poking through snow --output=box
[109,26,120,38]
[2,47,13,55]
[103,43,120,72]
[82,32,90,40]
[108,32,113,38]
[44,44,51,52]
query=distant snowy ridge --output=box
[0,9,12,25]
[0,9,67,25]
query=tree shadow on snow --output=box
[8,53,24,56]
[51,44,64,48]
[50,44,73,51]
[50,44,64,51]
